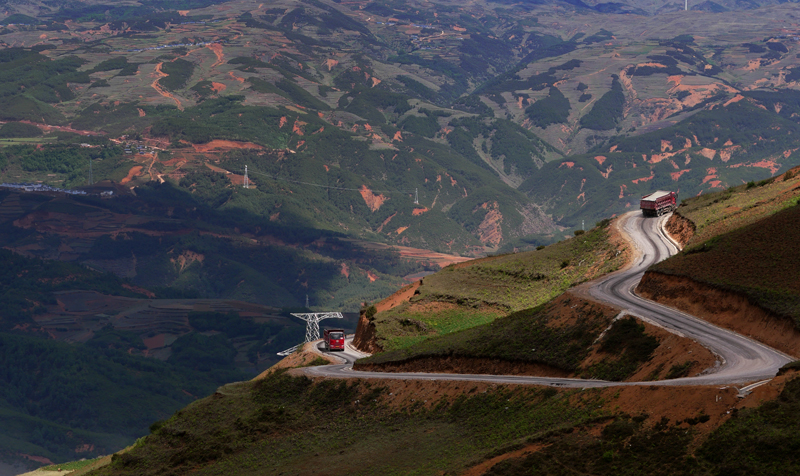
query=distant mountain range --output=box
[3,0,800,468]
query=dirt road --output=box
[305,212,792,388]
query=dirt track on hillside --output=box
[151,63,183,110]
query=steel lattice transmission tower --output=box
[293,312,344,342]
[277,312,343,355]
[243,165,249,189]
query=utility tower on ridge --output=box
[244,165,249,189]
[277,312,344,355]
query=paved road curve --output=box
[304,213,793,388]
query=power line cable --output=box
[230,167,418,195]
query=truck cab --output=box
[323,328,346,352]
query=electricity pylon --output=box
[277,312,344,355]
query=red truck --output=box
[323,328,346,352]
[640,190,677,217]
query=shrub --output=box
[666,360,695,379]
[365,305,377,321]
[574,229,585,236]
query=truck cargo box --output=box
[640,191,677,217]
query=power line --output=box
[233,167,418,195]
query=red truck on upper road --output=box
[323,328,346,351]
[640,191,677,217]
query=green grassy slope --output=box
[486,374,800,476]
[648,182,800,327]
[368,220,628,351]
[359,296,661,382]
[86,371,610,476]
[78,366,800,476]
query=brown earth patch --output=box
[207,42,224,68]
[412,207,428,216]
[378,281,422,313]
[637,271,800,357]
[461,443,549,476]
[359,185,387,212]
[699,148,716,159]
[120,165,143,184]
[664,212,695,247]
[353,310,382,354]
[151,63,183,110]
[192,140,262,152]
[171,250,204,272]
[476,201,503,247]
[210,82,226,93]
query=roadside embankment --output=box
[355,292,716,382]
[253,341,340,380]
[637,272,800,358]
[353,280,422,353]
[664,211,695,247]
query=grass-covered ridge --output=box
[651,199,800,327]
[644,168,800,327]
[358,295,662,382]
[86,370,610,476]
[358,295,615,373]
[77,364,800,476]
[671,167,800,247]
[367,220,628,351]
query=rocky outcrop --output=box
[353,281,423,353]
[665,212,695,247]
[637,271,800,357]
[353,309,382,354]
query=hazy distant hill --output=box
[1,0,799,243]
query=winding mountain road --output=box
[304,212,792,388]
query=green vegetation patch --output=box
[417,223,625,312]
[41,457,103,471]
[359,296,616,372]
[88,371,607,476]
[525,86,571,128]
[159,59,195,91]
[0,122,42,138]
[149,97,290,146]
[698,377,800,475]
[670,169,800,246]
[484,414,697,476]
[581,317,659,381]
[579,75,625,131]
